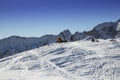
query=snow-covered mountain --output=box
[70,19,120,41]
[0,38,120,80]
[0,29,73,59]
[0,18,120,59]
[72,31,87,41]
[92,22,118,39]
[83,19,120,39]
[57,29,72,41]
[0,35,57,58]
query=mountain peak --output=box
[1,19,120,59]
[6,35,27,40]
[61,29,71,33]
[117,18,120,22]
[58,29,72,41]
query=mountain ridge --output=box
[0,18,120,58]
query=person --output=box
[96,39,99,42]
[70,35,74,41]
[91,38,95,42]
[57,37,62,43]
[57,37,68,43]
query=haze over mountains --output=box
[0,18,120,58]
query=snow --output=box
[0,35,56,58]
[1,21,120,59]
[0,39,120,80]
[0,71,69,80]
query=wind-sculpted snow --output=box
[0,39,120,80]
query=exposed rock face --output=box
[78,19,120,39]
[57,29,72,41]
[82,21,120,39]
[72,32,80,41]
[72,32,87,41]
[93,22,118,39]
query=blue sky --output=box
[0,0,120,39]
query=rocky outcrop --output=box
[57,29,72,41]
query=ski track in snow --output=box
[0,39,120,80]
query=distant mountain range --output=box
[0,18,120,59]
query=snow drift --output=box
[0,38,120,80]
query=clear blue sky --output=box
[0,0,120,39]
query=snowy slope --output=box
[0,30,72,59]
[0,39,120,80]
